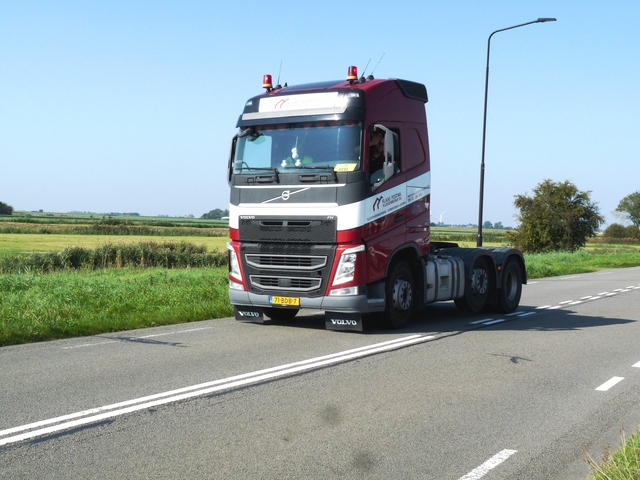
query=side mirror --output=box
[228,134,238,185]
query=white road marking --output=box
[0,335,434,446]
[470,319,495,325]
[568,301,583,306]
[458,449,517,480]
[517,311,536,317]
[580,296,593,300]
[595,377,624,391]
[633,361,640,368]
[536,305,552,309]
[559,300,574,305]
[482,319,505,326]
[62,327,215,349]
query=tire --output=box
[494,259,523,313]
[377,260,415,329]
[263,307,299,321]
[455,256,491,313]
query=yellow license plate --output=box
[269,296,300,306]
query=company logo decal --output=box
[330,319,358,326]
[281,190,290,201]
[238,311,260,318]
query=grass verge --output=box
[586,430,640,479]
[0,267,232,346]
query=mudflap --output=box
[234,306,264,323]
[325,311,363,332]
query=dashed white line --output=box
[482,319,505,326]
[595,377,624,391]
[470,319,495,325]
[458,449,517,480]
[62,327,215,349]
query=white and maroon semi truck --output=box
[226,66,525,331]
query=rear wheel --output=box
[263,307,299,321]
[377,260,415,329]
[494,259,523,313]
[455,256,491,313]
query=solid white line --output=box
[0,335,433,446]
[595,377,624,391]
[458,449,517,480]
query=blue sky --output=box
[1,1,638,226]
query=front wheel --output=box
[377,260,415,329]
[455,256,491,313]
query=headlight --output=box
[332,245,365,286]
[227,242,242,281]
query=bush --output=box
[0,201,14,215]
[602,223,640,240]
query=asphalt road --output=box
[2,266,640,479]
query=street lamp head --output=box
[537,18,557,23]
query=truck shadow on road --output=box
[268,301,635,336]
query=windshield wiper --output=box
[290,164,338,182]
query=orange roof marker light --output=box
[263,74,273,91]
[347,66,358,84]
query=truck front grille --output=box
[245,254,326,270]
[240,242,336,298]
[249,275,322,292]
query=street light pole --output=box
[476,18,556,247]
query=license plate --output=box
[269,296,300,306]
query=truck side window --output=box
[369,129,385,173]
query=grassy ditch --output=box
[0,241,227,273]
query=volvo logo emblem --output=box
[281,190,291,201]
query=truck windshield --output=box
[233,121,362,174]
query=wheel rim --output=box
[392,277,413,312]
[471,267,489,296]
